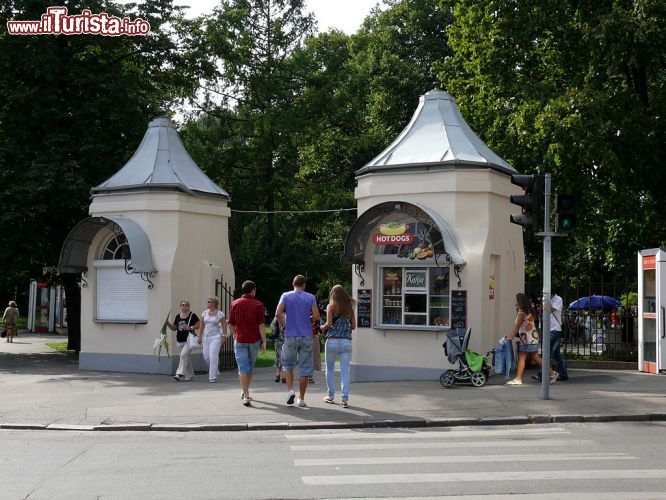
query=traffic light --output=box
[556,194,576,233]
[510,174,543,232]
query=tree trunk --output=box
[62,273,81,352]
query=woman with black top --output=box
[166,300,200,381]
[320,285,356,408]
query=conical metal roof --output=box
[356,90,516,176]
[92,117,229,198]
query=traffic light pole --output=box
[540,174,552,400]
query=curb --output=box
[2,413,665,432]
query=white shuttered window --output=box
[96,263,148,321]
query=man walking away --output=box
[228,280,267,406]
[276,275,320,407]
[534,289,569,382]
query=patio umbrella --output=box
[568,295,622,311]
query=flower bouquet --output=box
[153,311,171,359]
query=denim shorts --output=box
[281,336,313,376]
[234,340,261,374]
[518,343,539,353]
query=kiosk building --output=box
[58,117,234,373]
[343,90,525,381]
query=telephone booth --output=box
[27,281,55,332]
[638,249,666,373]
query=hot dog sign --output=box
[372,222,414,245]
[372,221,435,260]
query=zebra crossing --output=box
[286,425,666,497]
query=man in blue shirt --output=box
[276,275,320,407]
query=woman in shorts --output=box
[505,293,557,385]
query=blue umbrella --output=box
[568,295,622,311]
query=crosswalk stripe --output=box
[294,452,635,467]
[286,427,568,440]
[291,438,597,452]
[302,469,666,486]
[327,494,666,500]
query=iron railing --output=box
[215,275,237,370]
[526,276,638,362]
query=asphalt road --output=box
[2,422,666,499]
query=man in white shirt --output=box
[534,290,569,381]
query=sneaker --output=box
[296,398,307,407]
[174,375,183,382]
[550,373,558,384]
[242,397,251,407]
[506,379,523,385]
[323,396,335,404]
[287,389,295,405]
[209,378,216,383]
[341,400,349,408]
[531,374,542,381]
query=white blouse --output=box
[202,310,225,337]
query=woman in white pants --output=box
[166,300,200,381]
[199,296,227,383]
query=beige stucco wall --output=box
[351,168,524,380]
[79,192,234,372]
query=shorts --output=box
[234,340,261,374]
[518,343,539,353]
[281,336,313,377]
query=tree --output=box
[0,0,197,347]
[182,0,326,307]
[437,0,666,280]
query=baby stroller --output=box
[440,327,494,388]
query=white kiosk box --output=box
[638,249,666,373]
[343,90,525,381]
[58,118,234,374]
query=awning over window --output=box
[342,201,465,267]
[58,216,156,274]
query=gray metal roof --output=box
[356,90,516,176]
[92,117,229,198]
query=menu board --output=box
[451,290,467,329]
[357,289,372,328]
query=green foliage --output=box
[437,0,666,280]
[0,0,198,297]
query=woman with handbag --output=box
[199,296,228,383]
[166,300,200,381]
[505,293,557,386]
[3,301,19,343]
[320,285,356,408]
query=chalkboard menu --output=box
[357,289,372,327]
[451,290,467,329]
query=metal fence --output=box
[526,276,638,362]
[215,276,237,370]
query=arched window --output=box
[101,234,131,261]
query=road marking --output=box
[291,438,597,452]
[286,427,568,440]
[328,494,666,500]
[302,469,666,485]
[294,452,635,467]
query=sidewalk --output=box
[1,334,665,431]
